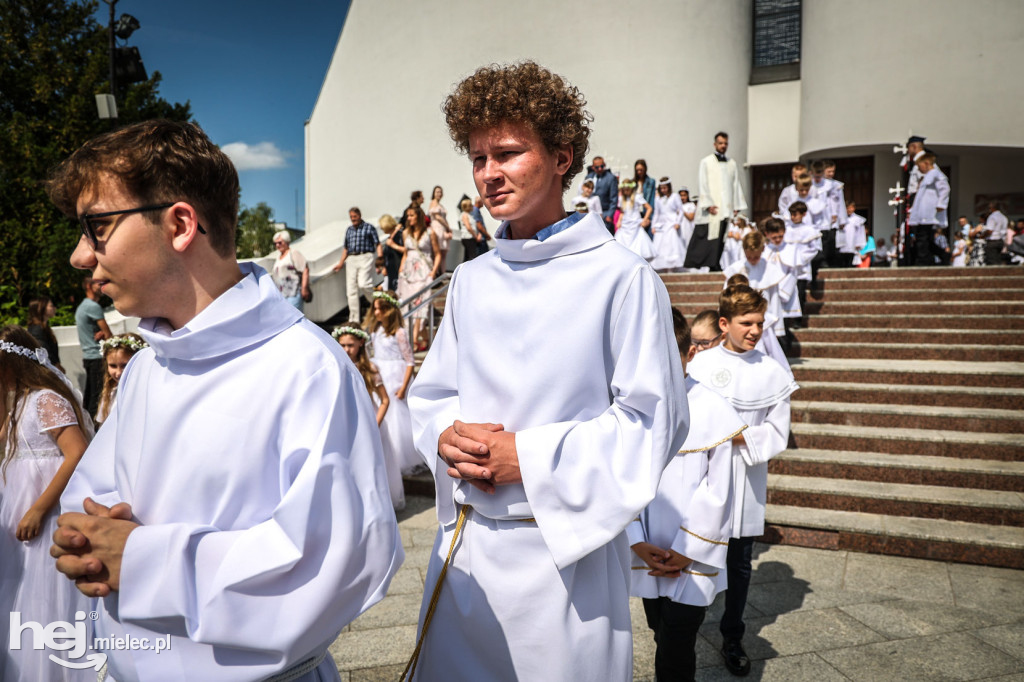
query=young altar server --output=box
[783,201,822,318]
[47,120,402,682]
[763,218,803,322]
[777,163,807,220]
[840,200,868,267]
[907,153,950,267]
[688,285,799,677]
[571,179,604,217]
[650,177,687,272]
[723,231,789,338]
[407,61,689,682]
[629,308,746,682]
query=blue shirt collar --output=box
[499,210,584,242]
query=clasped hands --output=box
[631,542,693,578]
[438,420,520,494]
[50,497,139,597]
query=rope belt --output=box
[400,506,536,681]
[263,650,327,682]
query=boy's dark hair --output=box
[714,131,729,140]
[918,153,937,165]
[692,309,719,330]
[795,174,812,190]
[726,273,749,288]
[742,231,765,252]
[47,120,239,257]
[789,201,808,214]
[810,160,826,174]
[763,217,786,233]
[671,308,690,353]
[823,159,836,169]
[443,61,592,191]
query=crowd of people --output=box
[3,57,1022,682]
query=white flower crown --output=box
[373,291,400,308]
[332,326,370,341]
[100,336,149,353]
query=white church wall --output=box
[747,80,801,165]
[800,0,1024,155]
[305,0,754,235]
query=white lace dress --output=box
[0,390,93,682]
[371,327,422,479]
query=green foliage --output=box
[236,202,276,259]
[0,0,192,319]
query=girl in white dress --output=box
[365,291,422,476]
[614,179,655,260]
[650,177,687,272]
[720,215,753,272]
[95,333,147,425]
[677,187,698,259]
[334,323,404,510]
[1,326,94,681]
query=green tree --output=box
[235,202,276,259]
[0,0,191,322]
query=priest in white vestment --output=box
[48,120,402,682]
[406,62,689,682]
[686,132,747,271]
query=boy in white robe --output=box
[907,153,950,267]
[628,308,746,682]
[840,200,868,267]
[777,162,807,220]
[783,202,822,323]
[47,120,402,682]
[406,61,689,682]
[722,231,788,339]
[571,179,604,217]
[688,285,799,677]
[763,218,803,322]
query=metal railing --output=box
[399,273,451,351]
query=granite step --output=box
[761,504,1024,568]
[805,301,1024,315]
[815,265,1024,279]
[769,449,1024,492]
[789,422,1024,460]
[806,276,1024,291]
[766,474,1024,526]
[790,401,1024,434]
[787,341,1024,362]
[788,358,1024,389]
[804,288,1024,302]
[795,381,1024,410]
[791,328,1019,345]
[803,314,1024,330]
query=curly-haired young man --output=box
[407,61,689,681]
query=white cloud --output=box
[222,141,288,171]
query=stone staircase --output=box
[662,266,1024,569]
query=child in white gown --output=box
[1,327,93,681]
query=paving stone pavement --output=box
[328,496,1024,681]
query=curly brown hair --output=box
[443,61,592,191]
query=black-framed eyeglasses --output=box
[77,203,206,248]
[691,338,717,349]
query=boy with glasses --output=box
[47,120,401,682]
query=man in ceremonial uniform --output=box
[687,132,748,271]
[48,120,402,682]
[407,61,689,681]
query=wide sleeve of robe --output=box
[114,361,402,657]
[516,265,689,569]
[739,398,791,467]
[670,439,739,568]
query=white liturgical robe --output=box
[627,378,746,606]
[408,210,689,681]
[61,264,402,682]
[688,345,797,538]
[697,154,747,239]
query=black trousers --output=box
[985,239,1006,266]
[460,237,478,263]
[911,224,938,266]
[811,229,837,279]
[720,536,756,641]
[643,597,707,682]
[83,357,105,418]
[684,223,727,270]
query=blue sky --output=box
[93,0,350,230]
